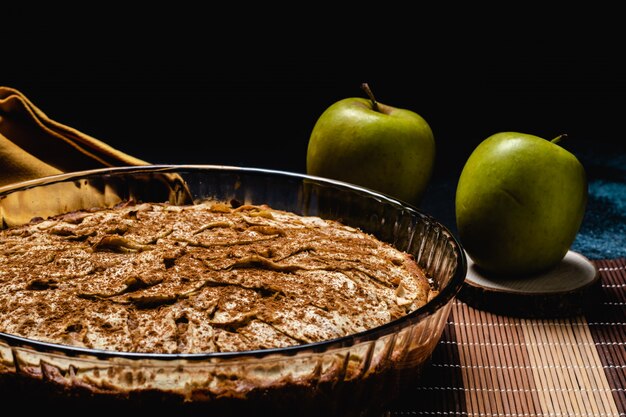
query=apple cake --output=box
[0,199,436,355]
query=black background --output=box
[3,10,625,235]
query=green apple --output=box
[455,132,588,276]
[306,84,435,207]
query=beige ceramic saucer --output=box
[457,250,600,318]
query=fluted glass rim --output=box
[0,164,467,361]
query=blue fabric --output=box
[571,142,626,260]
[420,139,625,261]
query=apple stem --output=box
[551,134,567,144]
[361,83,380,112]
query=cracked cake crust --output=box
[0,199,435,355]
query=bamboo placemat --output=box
[387,258,626,417]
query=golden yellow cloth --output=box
[0,86,148,188]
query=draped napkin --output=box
[0,86,148,188]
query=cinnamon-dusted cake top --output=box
[0,200,434,354]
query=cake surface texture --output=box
[0,199,435,354]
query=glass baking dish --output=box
[0,165,466,416]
